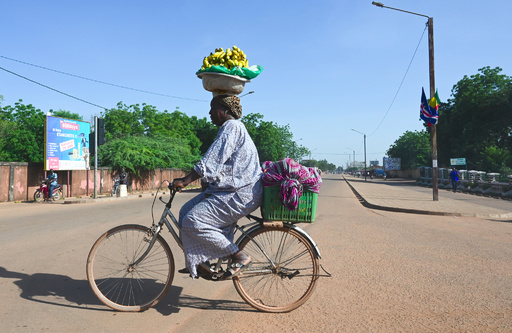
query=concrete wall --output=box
[0,162,199,202]
[385,168,421,179]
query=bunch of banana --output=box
[200,46,249,71]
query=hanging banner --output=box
[45,116,91,170]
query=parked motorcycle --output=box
[112,177,120,196]
[34,180,63,202]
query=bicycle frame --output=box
[87,182,328,313]
[130,186,321,276]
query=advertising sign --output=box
[45,116,91,170]
[450,158,466,166]
[383,157,401,171]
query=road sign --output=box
[450,158,466,166]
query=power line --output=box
[0,65,108,110]
[369,24,428,137]
[0,55,208,102]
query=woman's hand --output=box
[171,170,200,192]
[172,178,186,191]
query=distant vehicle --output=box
[375,169,386,178]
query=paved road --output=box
[1,175,512,332]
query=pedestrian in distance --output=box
[118,168,128,185]
[450,168,459,193]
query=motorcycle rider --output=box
[46,169,58,200]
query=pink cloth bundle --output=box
[262,158,322,210]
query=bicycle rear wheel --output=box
[86,224,174,312]
[233,226,319,313]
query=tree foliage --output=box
[0,100,46,162]
[387,130,431,170]
[0,99,331,171]
[301,159,337,172]
[242,113,309,163]
[50,109,83,121]
[98,135,198,175]
[437,66,512,172]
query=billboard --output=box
[45,116,91,170]
[383,157,401,171]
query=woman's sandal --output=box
[221,260,252,280]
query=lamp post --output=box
[292,138,303,161]
[309,148,318,160]
[372,1,438,201]
[346,147,355,169]
[240,91,255,98]
[351,129,367,181]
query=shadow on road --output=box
[0,266,254,315]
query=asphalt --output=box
[343,175,512,218]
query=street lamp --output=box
[309,148,318,160]
[292,138,303,161]
[351,129,367,181]
[372,1,438,201]
[240,91,255,98]
[346,147,355,168]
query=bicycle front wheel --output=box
[233,226,319,313]
[86,224,175,312]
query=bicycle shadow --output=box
[0,266,252,315]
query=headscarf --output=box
[212,95,242,119]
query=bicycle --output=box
[86,181,328,313]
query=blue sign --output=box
[45,116,91,170]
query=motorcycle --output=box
[34,180,63,202]
[112,177,120,196]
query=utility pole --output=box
[372,2,438,200]
[94,116,98,199]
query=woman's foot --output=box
[221,251,252,280]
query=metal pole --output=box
[372,2,437,201]
[364,134,367,181]
[94,116,98,199]
[428,17,438,201]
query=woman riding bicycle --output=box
[172,94,263,280]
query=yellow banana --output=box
[200,46,251,70]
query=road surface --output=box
[1,175,512,332]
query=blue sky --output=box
[1,0,511,168]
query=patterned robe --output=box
[179,119,263,278]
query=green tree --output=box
[98,135,199,175]
[387,130,431,170]
[191,116,217,155]
[102,103,202,157]
[437,66,512,171]
[242,113,307,162]
[102,102,145,139]
[480,146,511,174]
[0,100,46,162]
[50,109,83,121]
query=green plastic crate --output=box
[262,186,318,223]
